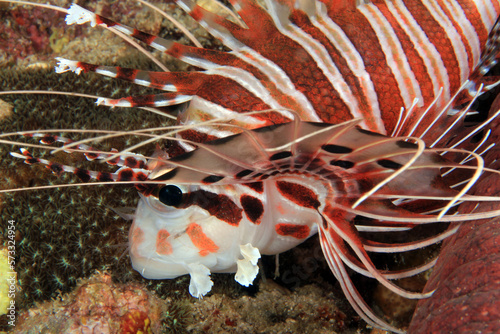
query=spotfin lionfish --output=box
[2,0,500,332]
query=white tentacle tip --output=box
[10,151,25,159]
[187,263,214,298]
[235,244,261,287]
[55,58,82,75]
[95,97,131,108]
[95,97,107,106]
[65,4,98,27]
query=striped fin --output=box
[60,1,500,137]
[10,148,150,186]
[59,5,310,123]
[149,117,459,204]
[23,132,147,168]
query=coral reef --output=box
[0,1,425,333]
[409,174,500,334]
[12,272,166,333]
[187,282,350,333]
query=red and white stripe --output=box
[62,0,500,139]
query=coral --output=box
[410,174,500,334]
[160,299,193,334]
[12,272,166,333]
[187,282,351,333]
[120,310,152,334]
[0,99,13,121]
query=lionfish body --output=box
[7,0,500,332]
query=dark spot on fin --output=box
[169,150,195,162]
[377,159,402,170]
[125,156,141,168]
[236,169,253,178]
[353,215,375,225]
[275,223,311,239]
[97,172,113,182]
[330,160,355,169]
[202,175,225,184]
[74,168,91,182]
[48,162,63,175]
[118,169,134,181]
[270,151,292,161]
[322,144,353,154]
[41,134,56,145]
[154,168,177,181]
[207,135,237,146]
[117,67,137,81]
[396,140,418,149]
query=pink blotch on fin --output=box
[186,223,219,256]
[156,229,173,255]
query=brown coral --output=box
[13,272,166,334]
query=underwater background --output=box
[0,0,458,332]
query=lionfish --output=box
[3,0,500,332]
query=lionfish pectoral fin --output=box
[149,118,365,185]
[64,4,174,54]
[186,262,214,298]
[235,243,261,286]
[176,0,260,51]
[11,148,150,187]
[54,55,193,109]
[95,92,192,109]
[318,228,406,334]
[321,205,431,300]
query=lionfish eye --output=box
[158,185,183,207]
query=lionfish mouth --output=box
[1,0,500,333]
